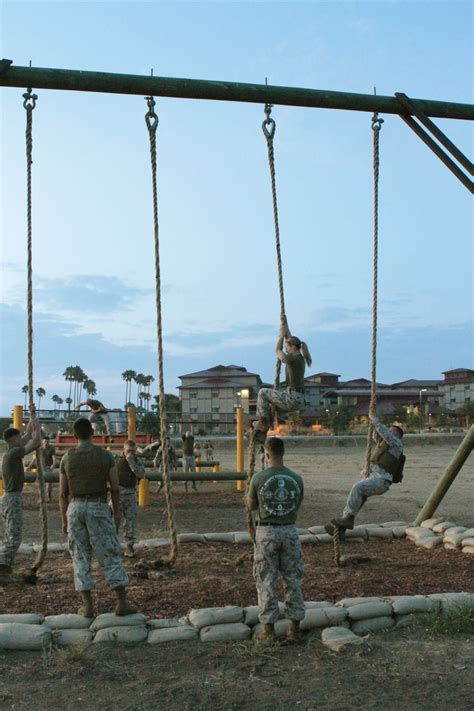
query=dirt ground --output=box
[1,437,473,710]
[1,539,473,617]
[0,629,473,710]
[17,437,474,543]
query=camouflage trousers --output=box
[88,412,111,434]
[117,487,138,545]
[256,388,304,421]
[253,524,305,624]
[67,500,128,592]
[343,470,391,517]
[0,493,23,567]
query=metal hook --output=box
[145,95,159,131]
[23,87,38,111]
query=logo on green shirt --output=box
[260,473,301,517]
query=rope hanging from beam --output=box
[23,87,49,581]
[144,96,178,567]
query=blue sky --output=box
[1,0,472,413]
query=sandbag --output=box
[177,533,206,543]
[0,613,43,625]
[201,623,251,642]
[321,626,367,652]
[392,526,408,538]
[462,546,474,555]
[432,521,458,534]
[203,532,235,543]
[141,537,170,547]
[189,606,243,628]
[347,601,393,621]
[299,534,318,544]
[351,616,395,635]
[148,626,199,644]
[380,521,408,528]
[395,612,433,629]
[300,606,347,631]
[252,619,290,639]
[234,532,252,544]
[54,629,93,646]
[415,536,443,549]
[90,612,147,632]
[148,618,187,629]
[420,518,444,530]
[44,614,91,629]
[337,597,383,608]
[428,592,474,610]
[0,623,52,650]
[93,625,148,644]
[391,596,437,615]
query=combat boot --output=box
[287,620,302,642]
[254,623,275,642]
[331,514,355,530]
[78,590,94,618]
[324,523,346,541]
[114,586,137,616]
[124,544,135,558]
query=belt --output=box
[71,495,107,503]
[257,521,291,527]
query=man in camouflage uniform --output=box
[115,440,145,557]
[182,431,197,493]
[59,418,135,617]
[252,315,311,445]
[27,435,56,501]
[246,437,305,642]
[0,406,41,576]
[325,413,405,535]
[78,398,111,435]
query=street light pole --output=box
[419,388,427,433]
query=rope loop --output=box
[23,88,38,112]
[145,96,159,132]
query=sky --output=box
[0,0,473,414]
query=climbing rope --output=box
[262,104,289,389]
[363,111,384,477]
[23,87,48,581]
[144,96,178,567]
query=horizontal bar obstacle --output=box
[1,60,473,120]
[24,471,246,483]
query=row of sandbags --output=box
[1,591,473,650]
[405,517,474,553]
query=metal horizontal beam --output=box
[24,470,246,483]
[1,61,473,120]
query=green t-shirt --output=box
[39,444,55,468]
[88,400,106,412]
[2,446,26,493]
[249,466,304,525]
[283,353,305,392]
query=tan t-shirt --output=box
[2,446,26,493]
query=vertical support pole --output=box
[138,476,150,507]
[413,425,474,525]
[127,405,136,441]
[236,406,245,491]
[196,454,202,473]
[13,405,23,430]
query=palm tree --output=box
[36,387,46,409]
[74,366,87,408]
[63,366,75,404]
[122,370,136,408]
[84,379,97,397]
[57,397,64,412]
[141,392,151,412]
[134,373,146,406]
[65,397,73,412]
[51,394,60,412]
[21,384,28,409]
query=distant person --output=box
[325,413,405,536]
[59,417,135,617]
[26,435,56,502]
[0,405,41,577]
[115,440,145,557]
[78,398,111,435]
[138,435,161,458]
[154,438,177,493]
[245,437,305,642]
[204,439,214,462]
[182,431,197,493]
[252,315,312,444]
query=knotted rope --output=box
[145,96,178,567]
[262,104,289,389]
[363,111,383,476]
[23,88,48,580]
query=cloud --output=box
[33,275,152,313]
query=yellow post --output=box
[196,454,201,473]
[127,405,136,441]
[13,405,23,431]
[212,464,220,473]
[236,405,245,491]
[138,477,150,507]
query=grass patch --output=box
[415,604,474,636]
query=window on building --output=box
[212,407,219,413]
[190,407,197,413]
[190,392,197,399]
[211,391,219,398]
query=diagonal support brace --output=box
[395,92,473,194]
